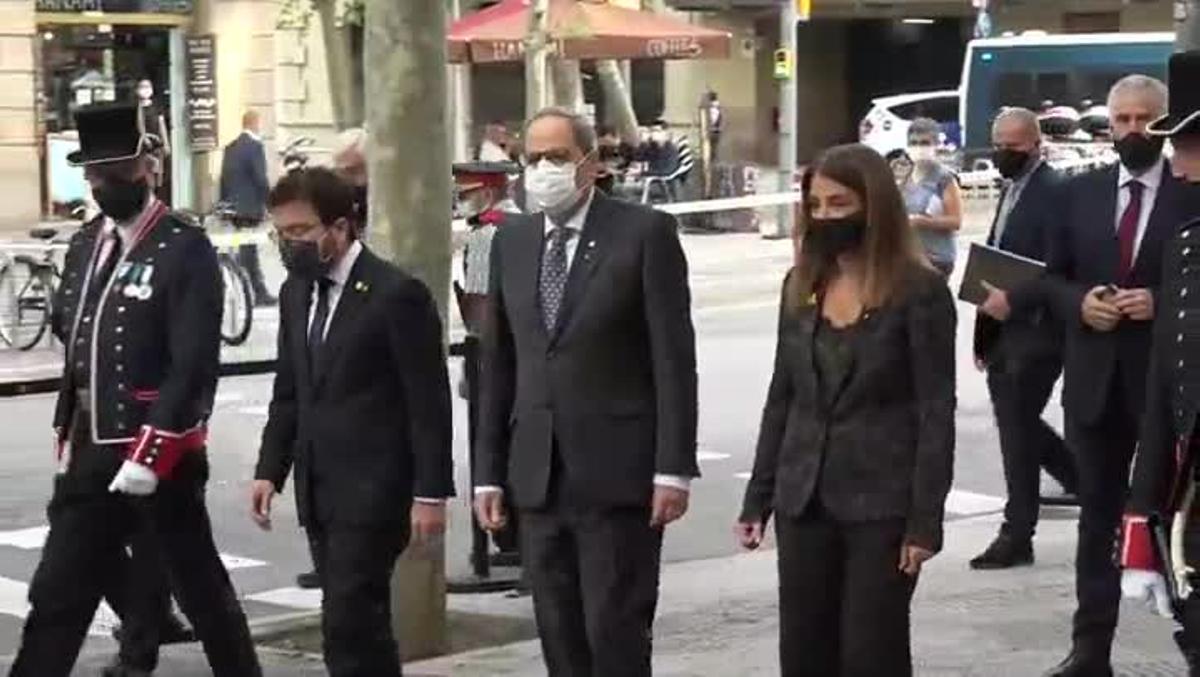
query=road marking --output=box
[238,405,270,417]
[0,574,115,636]
[697,450,731,462]
[246,586,322,611]
[734,472,751,480]
[219,554,267,571]
[0,527,48,550]
[214,391,245,404]
[945,489,1005,517]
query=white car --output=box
[859,90,961,157]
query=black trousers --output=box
[308,523,409,677]
[520,498,664,677]
[1067,382,1140,658]
[8,454,261,677]
[987,355,1077,541]
[775,509,917,677]
[104,522,175,668]
[231,215,272,301]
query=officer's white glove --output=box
[108,461,159,496]
[1121,569,1173,619]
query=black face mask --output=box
[1115,133,1164,173]
[94,177,149,222]
[805,215,867,261]
[278,236,334,281]
[992,149,1032,180]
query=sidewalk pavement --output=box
[1,508,1187,676]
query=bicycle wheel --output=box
[0,259,50,350]
[219,255,253,346]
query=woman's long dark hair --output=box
[788,143,928,310]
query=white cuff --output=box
[414,497,446,505]
[474,485,504,496]
[654,474,692,492]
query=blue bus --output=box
[960,32,1174,155]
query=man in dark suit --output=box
[249,168,454,677]
[972,107,1078,570]
[1037,75,1191,677]
[474,108,699,676]
[219,110,275,306]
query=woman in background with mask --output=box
[902,118,963,276]
[735,143,956,677]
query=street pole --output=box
[525,0,550,116]
[1178,0,1200,51]
[775,1,798,240]
[448,0,472,162]
[364,0,452,659]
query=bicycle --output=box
[0,227,69,351]
[280,136,315,175]
[180,203,255,347]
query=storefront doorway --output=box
[37,21,185,218]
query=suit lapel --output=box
[1133,164,1177,279]
[288,279,314,397]
[513,215,550,342]
[552,193,614,342]
[314,249,374,392]
[1092,167,1120,275]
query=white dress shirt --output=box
[307,240,442,505]
[476,190,692,496]
[1116,158,1165,262]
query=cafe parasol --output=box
[447,0,733,64]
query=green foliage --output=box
[277,0,364,31]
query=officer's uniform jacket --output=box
[1124,214,1200,569]
[50,198,222,480]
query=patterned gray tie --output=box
[540,227,572,332]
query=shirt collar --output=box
[326,240,363,288]
[544,189,595,235]
[1119,157,1165,191]
[243,129,262,143]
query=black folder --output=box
[957,242,1046,306]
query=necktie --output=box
[1117,180,1144,281]
[539,227,572,332]
[307,278,334,372]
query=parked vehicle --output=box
[960,31,1173,156]
[859,90,961,156]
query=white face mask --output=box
[524,159,581,215]
[908,145,936,163]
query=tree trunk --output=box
[1178,0,1200,50]
[525,0,551,115]
[315,0,364,130]
[551,58,584,112]
[596,59,638,142]
[364,0,452,658]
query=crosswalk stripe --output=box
[0,527,48,550]
[245,586,322,611]
[697,450,731,462]
[944,489,1005,517]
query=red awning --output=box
[448,0,732,64]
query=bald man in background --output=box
[332,128,368,231]
[219,110,275,306]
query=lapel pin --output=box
[354,281,369,293]
[806,293,817,306]
[587,240,596,249]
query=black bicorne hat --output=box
[1149,50,1200,138]
[66,102,149,166]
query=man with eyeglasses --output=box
[9,102,261,677]
[474,107,698,676]
[250,167,454,677]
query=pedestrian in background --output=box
[901,117,963,276]
[971,107,1077,571]
[474,107,698,677]
[736,143,956,677]
[251,168,454,677]
[219,110,275,306]
[332,127,368,231]
[1037,75,1190,677]
[478,121,513,163]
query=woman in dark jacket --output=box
[735,143,956,677]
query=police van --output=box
[959,31,1174,159]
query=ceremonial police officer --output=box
[1120,50,1200,675]
[8,102,262,677]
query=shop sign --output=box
[186,35,218,153]
[36,0,193,12]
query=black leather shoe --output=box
[101,659,153,677]
[1043,651,1113,677]
[296,570,321,589]
[969,534,1034,570]
[159,612,196,645]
